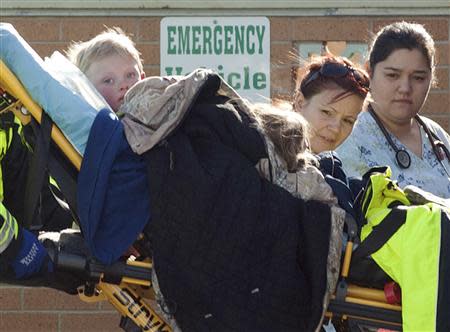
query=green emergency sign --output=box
[161,17,270,102]
[166,25,266,55]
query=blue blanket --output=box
[78,110,150,264]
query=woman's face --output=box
[299,88,364,153]
[369,48,432,126]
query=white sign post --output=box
[161,17,270,102]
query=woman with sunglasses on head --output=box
[293,54,370,154]
[291,55,369,224]
[337,21,450,198]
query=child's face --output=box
[85,54,143,112]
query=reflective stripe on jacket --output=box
[0,115,22,253]
[0,203,18,253]
[0,123,14,201]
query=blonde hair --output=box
[249,102,317,172]
[65,27,143,74]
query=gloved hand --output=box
[10,228,53,279]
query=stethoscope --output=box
[368,105,450,174]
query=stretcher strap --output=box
[23,113,52,230]
[352,207,406,261]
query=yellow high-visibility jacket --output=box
[359,167,449,331]
[0,114,21,254]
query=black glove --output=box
[38,229,89,295]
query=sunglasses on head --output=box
[300,61,369,95]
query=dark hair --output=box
[368,21,435,76]
[293,55,369,110]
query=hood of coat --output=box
[120,68,242,155]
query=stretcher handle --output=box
[341,213,358,278]
[46,245,152,285]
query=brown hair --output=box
[368,21,436,85]
[250,102,317,172]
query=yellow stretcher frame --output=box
[0,58,402,331]
[325,225,402,330]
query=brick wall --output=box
[0,15,449,331]
[2,16,449,129]
[0,286,122,331]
